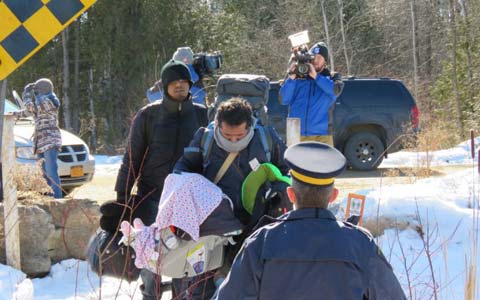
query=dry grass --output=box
[382,117,458,180]
[14,160,52,193]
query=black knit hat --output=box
[161,59,193,91]
[309,42,329,62]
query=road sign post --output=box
[2,115,20,269]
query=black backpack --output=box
[208,74,270,125]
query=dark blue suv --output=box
[267,78,419,171]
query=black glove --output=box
[346,215,361,225]
[99,195,158,233]
[329,71,344,96]
[265,181,292,218]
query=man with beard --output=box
[280,42,342,146]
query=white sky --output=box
[1,138,479,300]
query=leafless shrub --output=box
[14,160,52,195]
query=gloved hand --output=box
[24,83,35,93]
[346,215,361,225]
[331,72,344,96]
[99,195,157,233]
[119,218,159,272]
[265,181,292,217]
[22,83,36,102]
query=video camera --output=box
[292,45,314,77]
[288,31,314,78]
[193,51,223,77]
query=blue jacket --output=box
[146,65,206,105]
[280,74,336,136]
[216,208,407,300]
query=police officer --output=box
[215,142,406,300]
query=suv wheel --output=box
[344,131,384,171]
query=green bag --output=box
[241,163,291,215]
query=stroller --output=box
[87,172,244,298]
[87,166,291,299]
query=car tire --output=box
[344,131,384,171]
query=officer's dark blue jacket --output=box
[174,125,288,225]
[215,208,407,300]
[280,74,335,136]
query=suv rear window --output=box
[338,80,414,107]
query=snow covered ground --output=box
[1,138,479,300]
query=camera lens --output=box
[297,64,309,75]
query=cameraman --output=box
[280,42,341,146]
[147,47,207,105]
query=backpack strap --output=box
[200,122,274,163]
[193,104,208,127]
[200,122,215,162]
[255,124,272,162]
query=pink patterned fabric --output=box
[120,221,159,271]
[120,173,223,273]
[155,172,223,241]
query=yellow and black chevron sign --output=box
[0,0,97,80]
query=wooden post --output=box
[0,79,5,200]
[286,118,301,147]
[2,114,21,269]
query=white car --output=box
[5,99,95,194]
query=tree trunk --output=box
[382,0,388,73]
[61,29,72,131]
[73,21,80,133]
[449,0,464,139]
[320,0,334,72]
[88,68,97,153]
[337,0,350,75]
[410,0,418,99]
[460,0,475,109]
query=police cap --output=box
[284,142,346,185]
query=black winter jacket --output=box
[115,95,207,207]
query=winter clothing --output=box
[175,125,288,225]
[173,123,288,300]
[147,64,206,105]
[280,73,336,136]
[119,173,242,276]
[215,208,407,300]
[108,92,207,300]
[107,64,207,231]
[16,86,62,154]
[14,80,62,198]
[38,148,62,198]
[112,94,207,222]
[155,173,224,241]
[34,78,53,95]
[310,41,329,62]
[284,141,346,185]
[173,47,194,64]
[241,163,291,216]
[161,59,193,91]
